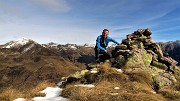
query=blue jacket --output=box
[96,35,119,51]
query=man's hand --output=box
[104,50,108,53]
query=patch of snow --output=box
[33,86,68,101]
[5,45,11,48]
[13,98,26,101]
[74,84,95,88]
[90,70,98,73]
[69,45,77,50]
[114,87,120,90]
[15,37,30,44]
[108,93,119,95]
[42,45,47,48]
[116,69,123,73]
[15,86,68,101]
[41,87,61,97]
[44,42,59,48]
[21,43,35,54]
[33,97,68,101]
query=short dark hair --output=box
[103,29,109,33]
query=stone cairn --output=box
[111,28,178,89]
[112,28,178,73]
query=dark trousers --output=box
[94,47,112,62]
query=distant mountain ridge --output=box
[0,38,96,63]
[158,40,180,65]
[0,38,179,66]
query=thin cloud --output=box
[0,2,23,17]
[113,27,132,33]
[110,0,180,28]
[153,7,180,22]
[154,26,180,33]
[29,0,71,12]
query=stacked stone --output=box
[112,28,178,73]
[113,29,152,55]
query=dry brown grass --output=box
[26,81,55,99]
[0,60,179,101]
[125,70,154,87]
[0,81,56,101]
[61,62,168,101]
[61,80,166,101]
[61,63,180,101]
[0,87,24,101]
[159,89,180,101]
[98,62,129,82]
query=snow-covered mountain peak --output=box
[3,37,35,48]
[14,37,32,44]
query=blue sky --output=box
[0,0,179,44]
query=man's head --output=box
[102,29,109,38]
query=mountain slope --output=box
[0,38,85,92]
[158,40,180,65]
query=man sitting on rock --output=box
[95,29,120,63]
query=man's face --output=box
[102,31,109,38]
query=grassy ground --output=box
[0,54,85,100]
[0,64,179,101]
[61,64,180,101]
[0,81,56,101]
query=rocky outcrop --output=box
[111,28,178,89]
